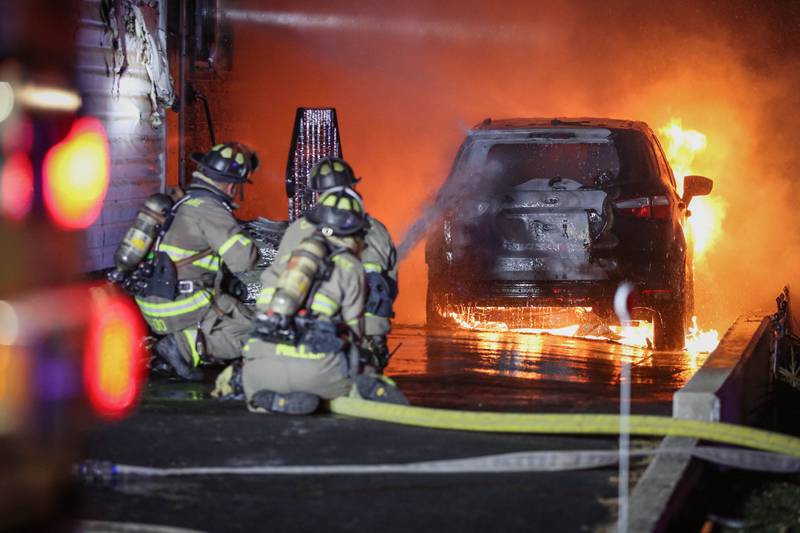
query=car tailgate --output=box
[492,189,612,280]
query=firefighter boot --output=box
[248,390,320,415]
[354,374,409,405]
[211,361,244,401]
[154,334,203,382]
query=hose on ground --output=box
[328,397,800,457]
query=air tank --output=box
[113,193,174,272]
[269,236,329,316]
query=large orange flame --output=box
[656,118,726,261]
[656,118,721,353]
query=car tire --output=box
[653,301,686,351]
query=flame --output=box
[440,304,719,354]
[684,316,720,355]
[655,118,722,354]
[656,118,726,261]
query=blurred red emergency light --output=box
[83,285,147,420]
[43,116,109,229]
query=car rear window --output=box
[475,129,658,189]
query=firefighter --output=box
[261,157,399,371]
[134,142,259,381]
[238,187,406,414]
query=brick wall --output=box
[76,0,168,271]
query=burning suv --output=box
[425,117,713,350]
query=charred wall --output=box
[77,0,171,271]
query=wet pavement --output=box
[79,326,708,532]
[388,325,707,413]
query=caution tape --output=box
[82,446,800,479]
[327,397,800,457]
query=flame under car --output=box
[425,118,713,350]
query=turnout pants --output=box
[175,294,254,366]
[241,337,352,400]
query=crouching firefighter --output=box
[237,187,407,414]
[265,157,399,371]
[113,142,260,380]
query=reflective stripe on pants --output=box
[183,328,200,367]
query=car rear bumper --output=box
[432,279,681,308]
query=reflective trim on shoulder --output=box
[362,261,383,273]
[159,244,221,272]
[136,290,213,318]
[219,233,253,256]
[275,343,327,360]
[331,254,355,271]
[183,328,200,368]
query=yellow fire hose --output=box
[328,397,800,457]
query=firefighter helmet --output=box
[191,142,259,184]
[308,157,358,191]
[306,187,367,236]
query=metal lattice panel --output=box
[285,108,343,222]
[238,217,289,303]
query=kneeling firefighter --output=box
[238,187,406,414]
[259,157,399,371]
[114,142,260,380]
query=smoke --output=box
[397,157,504,259]
[396,201,437,260]
[224,8,556,45]
[200,0,800,331]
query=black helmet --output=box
[191,142,259,184]
[308,157,358,191]
[306,187,367,237]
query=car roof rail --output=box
[551,118,591,126]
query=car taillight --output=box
[83,285,146,420]
[651,196,671,220]
[615,195,671,220]
[615,197,650,218]
[43,116,110,230]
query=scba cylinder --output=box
[113,193,174,272]
[269,236,329,316]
